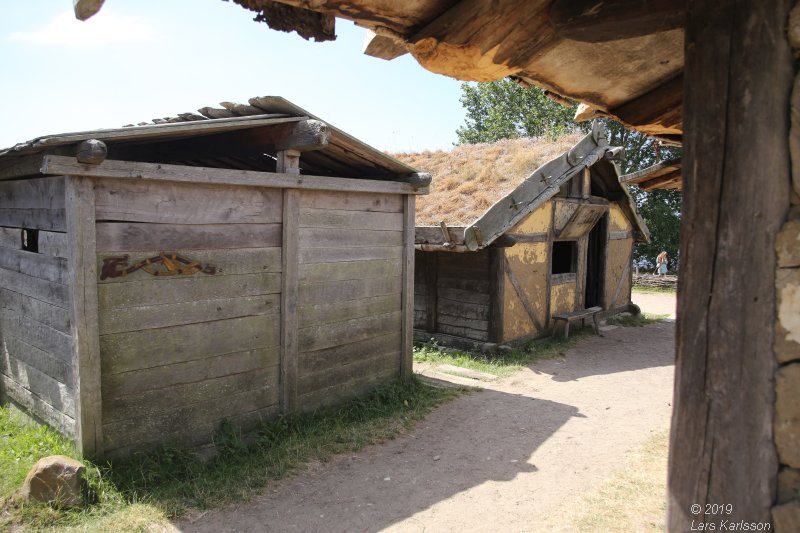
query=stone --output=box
[776,364,800,468]
[20,455,85,508]
[775,268,800,364]
[776,219,800,268]
[497,345,513,354]
[772,499,800,533]
[778,467,800,504]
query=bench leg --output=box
[592,313,602,337]
[563,320,570,340]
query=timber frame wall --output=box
[0,155,422,458]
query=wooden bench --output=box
[552,306,603,340]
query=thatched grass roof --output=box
[393,133,584,226]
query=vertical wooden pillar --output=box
[65,175,103,458]
[278,150,300,413]
[488,248,505,343]
[400,194,415,379]
[669,1,792,529]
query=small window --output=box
[551,241,576,274]
[21,228,39,253]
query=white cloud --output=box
[9,11,155,46]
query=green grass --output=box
[632,284,677,295]
[1,377,463,531]
[606,312,670,327]
[414,327,595,378]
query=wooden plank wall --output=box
[94,179,283,457]
[605,204,634,310]
[296,190,403,409]
[434,251,491,341]
[0,177,76,437]
[413,251,428,329]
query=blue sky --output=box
[0,0,467,153]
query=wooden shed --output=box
[408,124,648,348]
[0,96,428,458]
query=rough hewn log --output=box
[669,0,792,529]
[75,140,107,165]
[73,0,105,21]
[363,28,408,60]
[274,120,330,152]
[549,0,685,42]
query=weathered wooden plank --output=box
[101,315,281,374]
[95,222,282,252]
[94,179,283,224]
[298,227,403,248]
[65,175,103,457]
[437,323,489,341]
[0,355,75,417]
[299,311,402,353]
[299,245,402,264]
[299,259,401,283]
[42,156,426,195]
[103,365,280,424]
[437,298,490,321]
[0,374,74,437]
[98,294,280,335]
[436,313,489,333]
[299,208,403,230]
[96,247,282,283]
[415,226,467,245]
[102,346,279,397]
[299,190,403,213]
[437,276,491,293]
[489,248,505,343]
[296,364,397,412]
[0,247,68,284]
[299,331,401,369]
[1,333,72,384]
[299,293,401,328]
[102,384,280,452]
[424,252,438,333]
[0,176,65,209]
[280,187,299,414]
[0,310,73,362]
[0,288,70,333]
[0,228,69,258]
[298,352,399,396]
[0,208,65,232]
[669,1,791,529]
[506,233,548,243]
[98,272,281,309]
[436,287,490,306]
[438,250,489,270]
[298,276,401,305]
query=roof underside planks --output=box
[619,158,682,191]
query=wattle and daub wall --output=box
[0,176,408,457]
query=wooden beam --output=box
[274,120,330,152]
[75,139,107,165]
[363,28,408,60]
[73,0,105,21]
[65,175,103,458]
[279,150,300,414]
[610,74,683,134]
[39,155,428,195]
[0,154,47,180]
[425,253,438,334]
[488,248,505,343]
[503,259,543,332]
[669,0,792,529]
[549,0,685,43]
[400,194,415,379]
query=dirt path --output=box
[178,293,676,533]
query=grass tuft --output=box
[414,327,595,378]
[606,312,669,327]
[1,376,463,531]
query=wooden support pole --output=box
[669,0,792,529]
[279,150,300,414]
[488,248,505,343]
[65,175,103,458]
[425,253,438,334]
[400,194,415,379]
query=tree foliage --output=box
[455,80,682,270]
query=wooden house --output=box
[0,96,428,458]
[406,124,648,348]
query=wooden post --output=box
[278,150,300,413]
[65,175,103,458]
[425,253,438,333]
[400,194,415,379]
[488,248,505,343]
[669,1,792,529]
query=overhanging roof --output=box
[620,158,682,191]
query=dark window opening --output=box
[551,241,576,274]
[21,228,39,253]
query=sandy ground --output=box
[176,293,676,533]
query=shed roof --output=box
[0,95,419,181]
[410,123,649,250]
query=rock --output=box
[776,364,800,468]
[772,499,800,533]
[20,455,85,508]
[497,345,513,354]
[778,467,800,504]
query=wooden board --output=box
[0,310,73,362]
[1,333,72,385]
[0,247,68,284]
[0,176,64,209]
[299,208,402,230]
[400,194,415,379]
[299,246,402,264]
[0,228,69,258]
[299,190,403,212]
[0,374,75,437]
[0,288,70,333]
[299,259,400,284]
[100,315,281,374]
[95,222,282,252]
[94,179,283,224]
[298,276,401,305]
[297,228,403,248]
[298,351,399,396]
[298,311,401,353]
[299,293,401,327]
[299,331,401,369]
[0,208,65,232]
[0,354,75,417]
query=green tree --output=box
[455,80,681,270]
